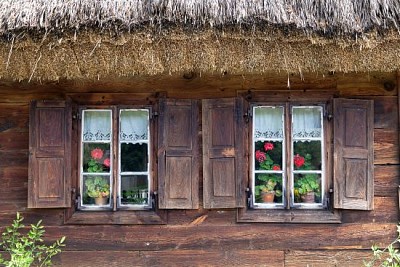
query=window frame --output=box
[237,92,341,223]
[64,96,167,225]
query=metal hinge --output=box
[246,188,254,209]
[73,112,81,120]
[75,195,81,209]
[150,111,159,120]
[324,109,333,121]
[151,191,158,211]
[244,108,252,123]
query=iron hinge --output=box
[246,187,254,209]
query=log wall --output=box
[0,71,398,266]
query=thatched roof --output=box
[0,0,400,81]
[1,0,400,35]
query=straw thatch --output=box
[0,1,400,81]
[1,0,400,36]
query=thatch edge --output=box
[1,29,400,82]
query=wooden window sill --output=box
[64,210,167,225]
[237,208,341,224]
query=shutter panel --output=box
[203,98,246,209]
[158,99,199,209]
[333,98,374,210]
[28,100,72,208]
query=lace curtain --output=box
[120,110,149,142]
[83,110,111,141]
[254,106,284,139]
[292,107,322,139]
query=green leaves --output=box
[364,224,400,267]
[0,213,65,267]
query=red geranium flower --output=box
[294,154,305,168]
[264,142,274,151]
[255,150,266,163]
[91,148,104,160]
[272,165,281,171]
[103,158,110,167]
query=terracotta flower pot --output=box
[261,191,275,203]
[94,197,108,205]
[301,192,315,203]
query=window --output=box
[79,108,151,210]
[238,93,374,223]
[252,104,326,209]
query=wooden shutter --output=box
[333,98,374,210]
[158,99,199,209]
[202,98,246,209]
[28,100,72,208]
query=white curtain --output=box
[83,110,112,141]
[292,107,322,138]
[120,110,149,142]
[254,106,284,139]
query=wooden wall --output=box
[0,71,399,266]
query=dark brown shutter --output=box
[333,98,374,210]
[28,100,72,208]
[158,99,199,209]
[202,98,245,209]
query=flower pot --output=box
[301,192,315,203]
[261,191,275,203]
[94,197,108,205]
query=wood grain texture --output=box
[374,165,399,197]
[29,223,397,251]
[158,99,199,209]
[285,250,373,267]
[28,100,71,208]
[374,129,399,165]
[334,99,374,210]
[202,98,245,209]
[52,250,284,267]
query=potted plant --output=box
[295,174,320,203]
[85,176,110,205]
[293,153,321,203]
[255,175,282,203]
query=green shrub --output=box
[364,224,400,267]
[0,213,65,267]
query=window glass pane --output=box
[293,141,322,171]
[83,110,111,141]
[254,107,284,139]
[83,143,111,173]
[82,175,111,206]
[121,143,148,172]
[120,175,149,205]
[255,141,283,170]
[120,110,148,141]
[292,107,322,139]
[293,173,322,204]
[255,173,283,204]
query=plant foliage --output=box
[364,224,400,267]
[0,213,65,267]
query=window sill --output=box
[237,208,341,223]
[64,210,167,225]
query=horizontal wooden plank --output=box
[373,96,398,129]
[28,223,397,251]
[0,151,28,167]
[341,197,399,223]
[374,165,399,197]
[52,250,284,267]
[337,72,397,97]
[285,250,373,267]
[0,210,64,226]
[0,131,28,150]
[374,129,399,165]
